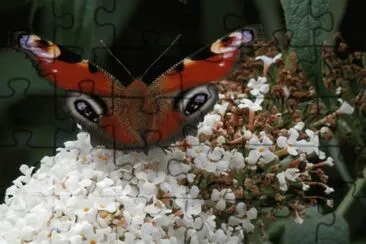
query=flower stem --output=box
[311,112,336,128]
[275,149,288,158]
[336,166,366,235]
[228,135,245,145]
[248,109,256,131]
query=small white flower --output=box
[300,129,326,159]
[324,186,334,195]
[175,185,204,218]
[237,94,264,111]
[294,214,304,224]
[141,222,164,243]
[294,122,305,131]
[19,164,35,177]
[123,201,146,228]
[255,53,282,75]
[197,114,222,135]
[212,229,229,244]
[276,128,307,156]
[187,173,196,183]
[186,135,200,146]
[76,123,83,130]
[324,157,334,167]
[246,134,277,166]
[336,99,354,114]
[216,135,226,145]
[229,150,245,170]
[168,159,191,177]
[135,167,166,198]
[208,147,225,161]
[214,102,229,115]
[255,53,282,66]
[247,76,270,96]
[194,153,217,172]
[216,158,230,173]
[302,183,310,191]
[228,202,257,233]
[243,128,252,139]
[211,189,235,211]
[336,87,342,95]
[282,86,290,98]
[276,168,300,191]
[326,199,334,208]
[187,143,210,158]
[320,126,331,134]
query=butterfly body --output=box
[15,26,261,151]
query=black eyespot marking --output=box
[174,84,218,117]
[184,93,208,115]
[88,63,99,73]
[74,99,100,123]
[58,46,83,63]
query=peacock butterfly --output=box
[14,26,261,151]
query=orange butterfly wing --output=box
[16,34,123,96]
[145,27,261,145]
[14,27,261,150]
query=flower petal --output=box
[247,150,261,165]
[276,136,288,148]
[287,146,298,156]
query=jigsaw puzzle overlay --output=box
[0,0,365,243]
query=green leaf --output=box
[281,207,350,244]
[280,0,336,111]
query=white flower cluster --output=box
[185,135,245,173]
[235,54,281,111]
[0,133,253,244]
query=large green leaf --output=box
[281,207,349,244]
[280,0,336,111]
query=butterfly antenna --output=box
[140,34,182,79]
[100,40,135,80]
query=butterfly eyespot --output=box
[184,93,209,115]
[176,84,218,117]
[64,92,105,125]
[18,34,61,59]
[74,99,101,123]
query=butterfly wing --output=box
[145,26,261,146]
[14,33,147,148]
[152,26,261,93]
[15,33,123,96]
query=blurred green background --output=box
[1,0,366,243]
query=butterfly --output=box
[14,25,261,151]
